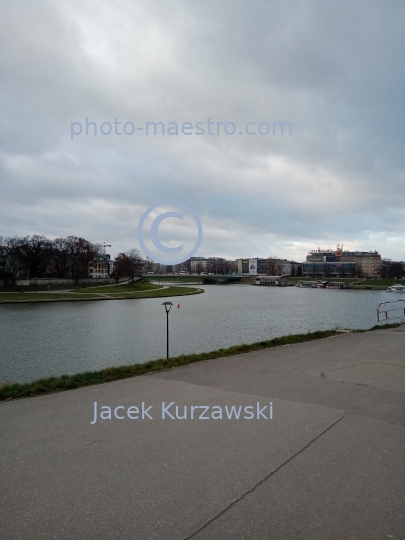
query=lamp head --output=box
[161,301,173,313]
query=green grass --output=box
[0,292,101,301]
[2,323,403,401]
[101,286,203,299]
[0,285,203,304]
[288,277,361,283]
[145,275,204,283]
[0,329,343,400]
[352,279,403,287]
[0,282,117,292]
[144,275,250,283]
[76,281,160,293]
[350,322,404,332]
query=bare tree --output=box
[217,259,233,275]
[21,235,51,278]
[52,237,71,278]
[389,262,403,278]
[356,263,365,278]
[0,236,9,283]
[275,260,283,276]
[380,259,391,278]
[114,249,143,282]
[323,264,331,278]
[0,234,110,284]
[5,237,27,284]
[143,257,153,272]
[67,236,97,281]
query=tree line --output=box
[380,259,404,279]
[0,235,149,285]
[1,235,402,284]
[0,235,105,284]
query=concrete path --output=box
[1,327,404,539]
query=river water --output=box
[0,285,400,384]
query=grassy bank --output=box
[288,277,404,289]
[0,280,130,293]
[0,329,343,400]
[288,277,361,283]
[1,324,403,401]
[351,278,403,287]
[144,275,204,283]
[74,281,160,294]
[0,282,204,304]
[0,292,103,302]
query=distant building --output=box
[235,257,293,276]
[185,257,227,274]
[89,254,111,278]
[236,259,250,274]
[188,257,211,273]
[278,259,293,276]
[302,246,381,278]
[355,252,381,278]
[236,258,267,275]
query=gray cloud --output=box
[0,0,404,262]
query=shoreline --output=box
[0,286,204,304]
[1,323,402,401]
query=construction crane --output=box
[102,242,111,254]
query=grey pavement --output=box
[1,326,404,539]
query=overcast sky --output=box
[1,0,404,263]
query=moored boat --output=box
[387,284,405,292]
[298,281,317,288]
[324,281,350,289]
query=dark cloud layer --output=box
[1,0,404,261]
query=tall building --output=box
[236,258,250,274]
[236,258,292,276]
[355,252,381,278]
[236,258,267,275]
[302,246,381,277]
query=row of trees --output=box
[2,235,402,284]
[380,259,404,279]
[0,235,105,284]
[290,265,302,277]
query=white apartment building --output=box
[89,254,111,278]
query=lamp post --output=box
[161,301,173,359]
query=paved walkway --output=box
[1,326,404,539]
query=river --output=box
[0,284,400,384]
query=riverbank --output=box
[1,323,402,401]
[288,277,404,290]
[147,275,403,290]
[0,282,204,304]
[1,323,404,539]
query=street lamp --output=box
[161,301,173,359]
